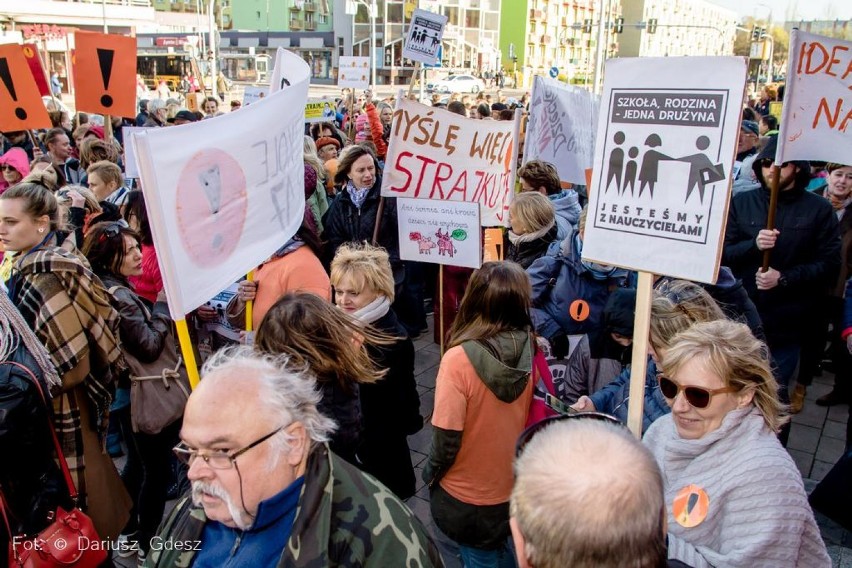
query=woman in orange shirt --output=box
[425,261,535,567]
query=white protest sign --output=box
[582,56,746,284]
[525,76,598,185]
[381,98,520,226]
[338,56,371,89]
[134,50,310,319]
[269,47,301,93]
[243,86,266,106]
[398,198,481,269]
[403,9,448,65]
[776,30,852,166]
[122,126,153,178]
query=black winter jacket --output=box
[723,186,840,345]
[102,274,171,366]
[505,224,559,269]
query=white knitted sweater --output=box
[644,406,831,568]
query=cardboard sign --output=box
[582,56,746,284]
[398,198,481,269]
[133,50,311,319]
[483,228,504,261]
[775,30,852,166]
[22,44,49,97]
[338,56,370,89]
[525,76,599,186]
[403,9,448,65]
[186,92,200,113]
[305,99,337,123]
[381,98,520,226]
[73,31,137,117]
[0,43,52,131]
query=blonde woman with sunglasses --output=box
[644,319,829,568]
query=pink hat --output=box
[355,114,369,142]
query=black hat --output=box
[491,102,508,112]
[740,120,759,136]
[173,110,198,123]
[751,134,811,188]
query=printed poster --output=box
[381,97,520,227]
[582,56,746,284]
[403,9,448,65]
[338,56,370,89]
[133,50,310,319]
[305,99,337,123]
[398,198,481,269]
[525,76,599,185]
[776,30,852,166]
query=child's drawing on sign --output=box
[437,228,466,258]
[409,232,437,254]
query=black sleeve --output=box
[423,426,463,487]
[114,287,171,364]
[785,203,841,288]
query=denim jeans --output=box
[458,540,517,568]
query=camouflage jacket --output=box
[145,444,444,567]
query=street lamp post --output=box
[209,0,217,98]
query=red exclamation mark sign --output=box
[97,48,114,108]
[0,58,27,120]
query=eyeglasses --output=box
[97,219,129,242]
[515,412,622,458]
[173,425,285,470]
[758,159,791,169]
[0,165,16,172]
[657,374,736,409]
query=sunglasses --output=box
[657,374,736,409]
[758,159,791,169]
[515,412,622,458]
[97,219,129,242]
[0,165,17,172]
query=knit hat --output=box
[316,136,340,150]
[355,114,369,142]
[740,120,759,136]
[86,125,105,140]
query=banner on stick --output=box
[134,50,310,319]
[0,43,52,131]
[22,44,50,97]
[338,56,370,89]
[775,30,852,166]
[403,9,448,65]
[525,76,599,185]
[73,31,136,117]
[398,198,481,269]
[305,99,337,123]
[582,56,746,284]
[381,98,518,226]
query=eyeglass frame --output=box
[173,425,285,470]
[656,373,737,409]
[758,158,792,169]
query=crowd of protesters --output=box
[0,75,847,568]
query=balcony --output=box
[305,20,317,30]
[561,16,571,27]
[290,3,301,10]
[289,18,303,29]
[529,9,543,20]
[304,2,317,11]
[540,34,552,43]
[527,32,537,44]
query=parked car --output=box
[428,74,485,94]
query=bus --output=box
[136,53,206,93]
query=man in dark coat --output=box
[723,134,840,425]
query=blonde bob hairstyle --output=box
[330,242,395,302]
[649,279,725,354]
[661,319,787,433]
[509,192,555,235]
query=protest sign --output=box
[775,30,851,166]
[242,85,266,106]
[0,43,52,131]
[525,76,599,186]
[133,50,310,320]
[122,126,154,178]
[306,99,337,123]
[73,31,136,117]
[381,98,520,226]
[338,56,370,89]
[582,56,746,284]
[22,44,49,97]
[403,9,448,65]
[398,198,481,269]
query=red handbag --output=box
[0,362,108,568]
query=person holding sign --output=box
[645,319,830,567]
[723,135,840,420]
[506,192,559,269]
[425,261,535,567]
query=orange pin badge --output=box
[672,484,710,528]
[569,299,590,322]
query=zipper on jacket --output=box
[229,532,242,557]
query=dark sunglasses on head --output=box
[657,374,736,409]
[515,412,622,458]
[97,219,129,242]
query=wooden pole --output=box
[103,115,113,140]
[176,318,201,389]
[626,271,654,438]
[348,89,356,142]
[245,270,254,332]
[407,62,421,100]
[761,165,781,272]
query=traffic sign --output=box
[549,66,559,78]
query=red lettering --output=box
[825,45,849,77]
[813,97,844,129]
[804,41,830,74]
[429,162,453,199]
[446,170,469,200]
[411,155,437,197]
[389,151,414,193]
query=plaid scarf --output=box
[12,246,124,492]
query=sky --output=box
[706,0,852,22]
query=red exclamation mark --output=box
[97,48,114,108]
[0,57,27,120]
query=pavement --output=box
[115,316,851,567]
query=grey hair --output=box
[201,346,337,446]
[147,99,166,114]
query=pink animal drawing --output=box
[409,231,437,255]
[436,228,456,257]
